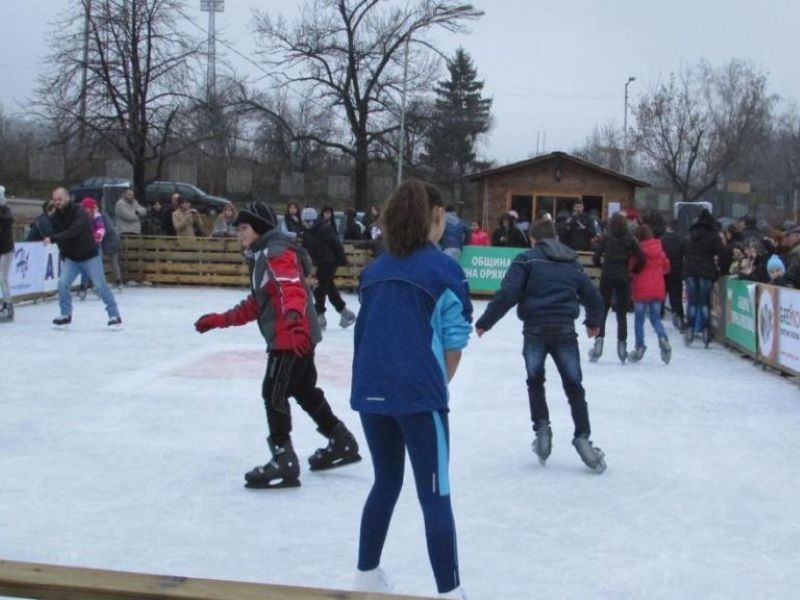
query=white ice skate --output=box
[352,567,395,594]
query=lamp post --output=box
[397,34,411,185]
[200,0,225,103]
[623,76,636,174]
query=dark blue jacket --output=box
[440,212,470,251]
[476,239,603,334]
[351,244,472,415]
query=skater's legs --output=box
[646,301,668,339]
[57,258,82,317]
[0,252,12,304]
[522,335,549,426]
[633,302,647,348]
[548,329,590,438]
[316,262,346,313]
[612,277,630,341]
[83,255,120,318]
[358,413,406,572]
[665,273,684,320]
[290,351,340,436]
[262,352,297,446]
[598,277,614,339]
[401,411,460,594]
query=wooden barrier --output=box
[119,236,373,290]
[0,559,436,600]
[576,251,601,286]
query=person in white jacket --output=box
[114,188,147,235]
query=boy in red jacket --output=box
[194,202,360,488]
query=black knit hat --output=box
[234,201,277,235]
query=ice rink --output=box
[2,286,799,599]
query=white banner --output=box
[9,242,61,299]
[777,286,800,374]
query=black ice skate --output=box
[339,307,356,328]
[628,345,646,363]
[107,316,123,331]
[245,437,301,489]
[617,340,627,364]
[658,337,672,364]
[532,420,552,466]
[0,303,13,323]
[52,315,72,328]
[308,422,361,471]
[588,337,603,362]
[572,436,606,473]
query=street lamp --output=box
[623,76,636,174]
[200,0,225,102]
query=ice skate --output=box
[703,326,711,348]
[352,567,395,594]
[684,329,695,347]
[107,316,123,331]
[587,337,603,362]
[572,436,606,473]
[245,437,301,489]
[52,315,72,328]
[672,314,685,331]
[308,422,361,471]
[440,586,470,599]
[339,307,356,328]
[318,314,327,330]
[658,337,671,364]
[617,340,627,364]
[0,303,13,323]
[532,420,552,466]
[628,345,646,363]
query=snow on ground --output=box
[1,286,799,600]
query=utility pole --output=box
[397,34,411,185]
[200,0,225,103]
[623,76,636,174]
[79,0,92,147]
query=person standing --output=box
[561,200,597,251]
[351,180,472,599]
[281,201,304,241]
[683,209,722,346]
[0,186,14,322]
[440,205,470,260]
[194,202,361,488]
[210,203,238,238]
[45,187,122,328]
[475,219,606,473]
[590,212,645,363]
[114,188,147,235]
[172,196,203,237]
[469,221,489,246]
[660,219,687,330]
[25,200,55,241]
[301,207,356,329]
[628,225,672,364]
[491,212,528,248]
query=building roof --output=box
[465,151,651,188]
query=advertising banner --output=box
[710,278,727,340]
[725,278,757,353]
[458,246,526,294]
[9,242,61,299]
[756,284,800,375]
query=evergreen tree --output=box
[423,48,492,205]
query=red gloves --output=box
[286,311,312,356]
[194,313,229,333]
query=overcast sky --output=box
[1,0,799,164]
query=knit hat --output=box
[81,197,98,211]
[508,209,519,221]
[301,207,318,222]
[767,255,785,274]
[233,201,277,235]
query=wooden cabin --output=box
[465,151,650,230]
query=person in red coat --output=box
[469,221,490,246]
[629,224,672,364]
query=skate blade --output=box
[308,453,362,472]
[592,459,607,474]
[244,478,301,489]
[108,325,124,332]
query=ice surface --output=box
[1,287,799,599]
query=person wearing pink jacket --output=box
[629,224,672,364]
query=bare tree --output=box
[252,0,483,209]
[572,122,623,173]
[633,59,771,202]
[36,0,203,197]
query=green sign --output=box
[458,246,526,293]
[725,278,757,353]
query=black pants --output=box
[262,350,339,446]
[599,272,630,341]
[663,273,684,320]
[314,262,346,315]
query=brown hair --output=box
[383,179,443,257]
[608,212,628,235]
[530,218,556,241]
[635,224,653,240]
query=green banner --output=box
[458,246,526,293]
[725,278,757,353]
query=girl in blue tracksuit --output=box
[351,180,472,598]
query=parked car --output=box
[144,181,231,216]
[69,176,130,203]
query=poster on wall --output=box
[757,284,800,375]
[9,242,61,299]
[725,279,757,353]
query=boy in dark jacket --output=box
[476,219,607,473]
[194,202,360,488]
[301,207,356,330]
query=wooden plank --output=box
[0,559,434,600]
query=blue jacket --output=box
[351,244,472,415]
[440,212,470,251]
[476,239,603,333]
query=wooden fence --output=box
[0,559,436,600]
